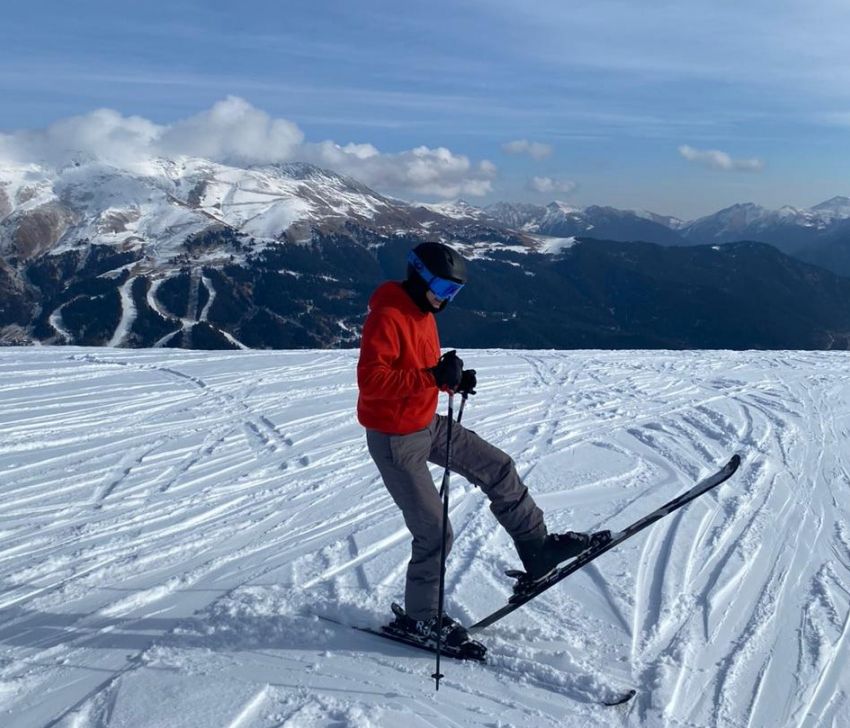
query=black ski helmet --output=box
[407,242,467,285]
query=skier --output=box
[357,242,610,656]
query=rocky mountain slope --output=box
[2,156,850,350]
[679,197,850,254]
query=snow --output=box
[532,236,578,255]
[47,306,73,343]
[199,275,216,323]
[414,200,488,220]
[108,277,138,347]
[1,347,848,728]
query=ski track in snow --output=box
[1,347,849,727]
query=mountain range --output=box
[481,197,850,265]
[2,156,850,350]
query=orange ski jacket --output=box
[357,282,441,434]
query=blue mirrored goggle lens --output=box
[408,251,464,301]
[428,276,464,301]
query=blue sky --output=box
[3,0,850,218]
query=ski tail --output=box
[602,689,637,706]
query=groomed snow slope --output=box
[0,348,848,728]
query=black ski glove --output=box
[458,369,477,395]
[430,350,463,391]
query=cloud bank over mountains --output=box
[0,97,768,203]
[0,97,498,199]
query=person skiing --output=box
[357,241,610,656]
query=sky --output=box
[2,0,850,219]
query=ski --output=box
[355,624,487,662]
[317,614,486,662]
[317,614,636,705]
[469,454,742,633]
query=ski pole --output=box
[457,392,467,424]
[432,391,457,691]
[439,392,466,499]
[432,390,470,689]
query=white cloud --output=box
[0,133,18,163]
[0,98,497,198]
[679,145,764,172]
[502,139,553,160]
[300,141,497,197]
[0,108,161,171]
[527,176,577,195]
[157,96,304,164]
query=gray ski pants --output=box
[366,414,546,620]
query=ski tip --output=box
[729,453,742,469]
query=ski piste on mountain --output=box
[323,454,740,704]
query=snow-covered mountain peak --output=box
[680,195,850,248]
[689,202,769,230]
[812,195,850,211]
[0,155,421,266]
[810,196,850,222]
[776,205,802,219]
[547,200,584,215]
[414,199,488,220]
[253,161,355,185]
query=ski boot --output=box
[385,603,487,660]
[511,530,613,597]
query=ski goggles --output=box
[408,250,465,301]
